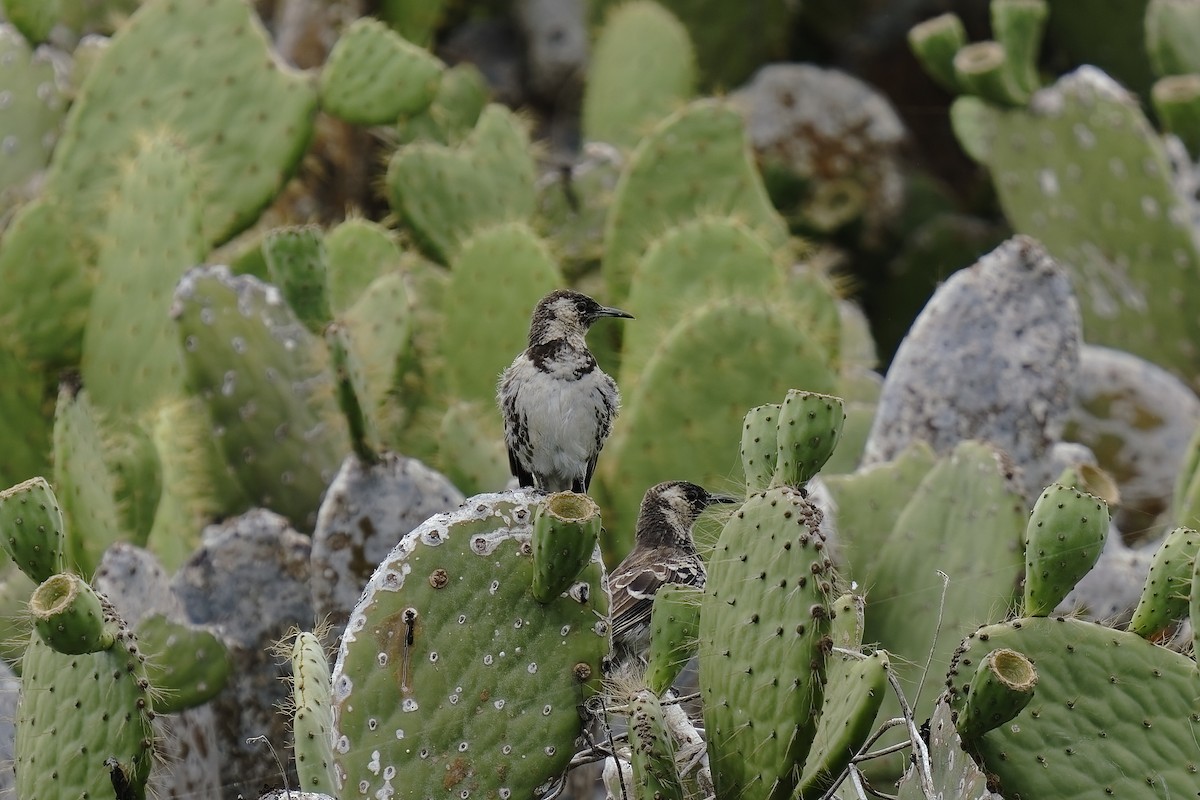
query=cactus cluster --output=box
[0,0,1199,797]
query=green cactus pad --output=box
[80,134,203,417]
[52,383,129,575]
[619,216,783,391]
[387,104,535,263]
[16,601,156,800]
[644,583,702,695]
[325,218,401,315]
[965,67,1200,392]
[582,0,695,149]
[531,492,602,603]
[796,649,889,799]
[795,594,885,800]
[0,349,51,489]
[45,0,317,247]
[0,1,56,43]
[319,16,442,126]
[172,265,350,532]
[435,400,511,496]
[290,630,338,794]
[740,403,781,494]
[955,647,1037,740]
[1146,0,1200,76]
[443,222,562,405]
[331,270,412,452]
[263,226,332,334]
[590,0,793,90]
[699,487,836,800]
[1128,526,1198,639]
[601,100,789,304]
[597,300,835,558]
[395,62,488,146]
[134,613,229,714]
[1023,483,1109,617]
[946,616,1200,798]
[628,689,685,800]
[143,397,239,572]
[863,441,1025,757]
[0,26,67,189]
[30,573,114,654]
[0,197,89,367]
[378,0,444,47]
[0,477,65,584]
[331,490,609,798]
[773,391,845,489]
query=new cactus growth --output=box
[644,583,702,695]
[289,631,338,794]
[773,390,845,489]
[331,490,609,798]
[628,689,685,800]
[954,647,1037,740]
[133,613,229,714]
[1022,483,1109,616]
[699,487,836,800]
[0,476,65,583]
[1128,525,1198,638]
[30,573,113,654]
[531,491,602,603]
[740,403,781,493]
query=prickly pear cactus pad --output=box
[699,487,836,800]
[582,0,696,149]
[319,16,443,126]
[331,490,610,798]
[946,617,1200,798]
[44,0,318,245]
[601,100,789,304]
[597,299,835,554]
[172,265,350,532]
[16,597,156,800]
[1022,483,1109,617]
[862,235,1081,501]
[80,134,203,417]
[386,104,536,264]
[963,66,1200,392]
[0,476,65,584]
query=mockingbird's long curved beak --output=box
[706,492,742,505]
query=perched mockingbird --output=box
[608,481,740,665]
[498,289,632,493]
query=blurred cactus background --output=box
[1,0,1200,798]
